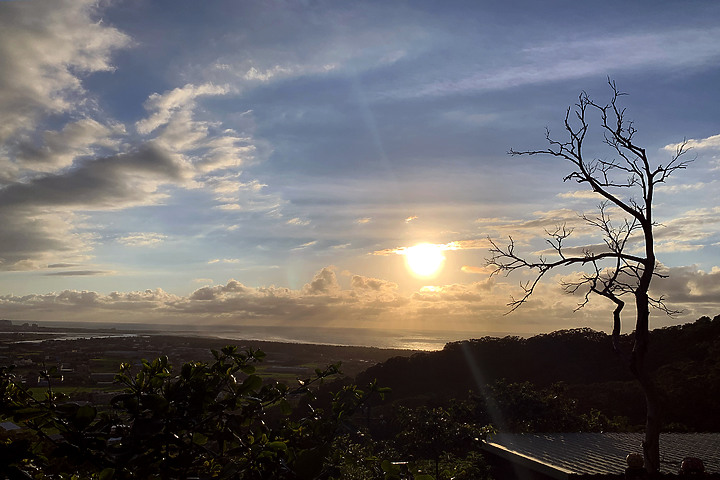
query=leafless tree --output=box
[487,79,691,473]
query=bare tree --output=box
[487,80,691,474]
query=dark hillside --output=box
[357,315,720,430]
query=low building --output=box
[482,432,720,479]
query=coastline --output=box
[2,319,525,351]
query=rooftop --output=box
[482,432,720,479]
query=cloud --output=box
[0,4,277,271]
[12,119,126,173]
[656,181,715,194]
[0,0,130,143]
[0,265,710,333]
[664,133,720,152]
[190,279,247,301]
[461,265,495,274]
[410,28,720,97]
[208,258,242,264]
[244,65,294,82]
[0,143,188,210]
[303,267,340,295]
[652,265,720,310]
[136,83,230,135]
[654,207,720,249]
[118,233,167,247]
[293,240,318,250]
[0,210,94,271]
[287,217,310,226]
[373,239,490,256]
[43,270,112,277]
[557,190,603,199]
[136,84,260,178]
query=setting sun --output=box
[405,243,445,277]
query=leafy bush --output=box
[0,346,386,479]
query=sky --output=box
[0,0,719,338]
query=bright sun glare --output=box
[405,243,445,277]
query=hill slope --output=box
[357,315,720,430]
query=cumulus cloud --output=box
[12,119,126,173]
[664,133,720,152]
[0,0,130,143]
[0,210,94,271]
[0,143,188,210]
[190,279,247,300]
[303,267,340,295]
[0,3,278,271]
[0,265,710,332]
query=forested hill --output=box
[356,315,720,430]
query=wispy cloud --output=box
[118,233,167,247]
[43,270,112,277]
[410,29,720,97]
[293,240,317,250]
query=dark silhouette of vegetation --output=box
[0,346,391,479]
[3,317,718,478]
[487,80,692,473]
[358,316,720,432]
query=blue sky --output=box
[0,0,719,335]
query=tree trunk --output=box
[643,382,661,475]
[633,289,660,475]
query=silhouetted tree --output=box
[487,79,691,473]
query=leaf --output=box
[266,441,287,452]
[73,405,97,429]
[192,432,208,445]
[141,393,169,412]
[239,375,262,394]
[278,399,292,416]
[98,468,116,480]
[381,460,399,474]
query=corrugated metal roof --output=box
[482,433,720,478]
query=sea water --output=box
[15,321,522,351]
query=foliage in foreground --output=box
[0,346,390,479]
[1,345,501,480]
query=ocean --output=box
[15,321,525,351]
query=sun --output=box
[404,243,445,277]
